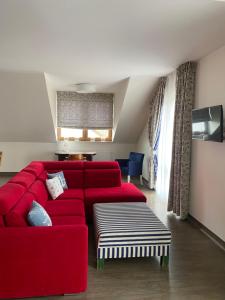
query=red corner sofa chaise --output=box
[0,161,146,299]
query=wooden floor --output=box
[1,176,225,299]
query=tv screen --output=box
[192,105,223,142]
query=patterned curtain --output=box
[168,61,197,219]
[148,77,167,189]
[57,92,113,129]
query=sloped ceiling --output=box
[44,73,57,132]
[0,71,56,142]
[113,76,158,143]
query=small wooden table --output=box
[55,151,96,161]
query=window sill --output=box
[57,138,112,143]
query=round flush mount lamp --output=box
[72,83,96,93]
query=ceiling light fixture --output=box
[72,83,96,93]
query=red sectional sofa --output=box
[0,161,146,299]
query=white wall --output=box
[113,78,129,132]
[0,141,135,172]
[44,73,57,136]
[0,142,56,172]
[136,124,150,181]
[57,141,136,162]
[190,44,225,242]
[0,71,56,142]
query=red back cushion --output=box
[28,180,48,206]
[84,161,119,169]
[47,170,84,188]
[0,183,25,215]
[9,171,36,189]
[22,162,44,177]
[43,161,84,170]
[37,170,47,183]
[85,169,121,188]
[5,192,34,227]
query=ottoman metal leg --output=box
[97,258,105,270]
[160,255,169,267]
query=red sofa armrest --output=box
[0,225,88,299]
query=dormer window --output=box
[57,91,113,142]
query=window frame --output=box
[57,128,112,142]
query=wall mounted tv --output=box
[192,105,223,142]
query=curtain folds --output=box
[156,72,176,201]
[168,61,197,219]
[57,91,113,129]
[148,77,167,189]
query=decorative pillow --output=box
[48,171,68,190]
[27,201,52,226]
[46,177,64,200]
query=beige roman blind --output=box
[57,91,114,129]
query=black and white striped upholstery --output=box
[94,202,171,260]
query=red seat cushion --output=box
[56,189,84,200]
[9,171,36,189]
[51,215,85,226]
[84,183,146,220]
[45,200,85,217]
[0,183,25,215]
[28,180,48,207]
[5,192,34,227]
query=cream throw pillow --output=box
[46,176,64,200]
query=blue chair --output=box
[115,152,144,184]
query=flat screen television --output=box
[192,105,223,142]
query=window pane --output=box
[88,129,109,139]
[61,128,83,138]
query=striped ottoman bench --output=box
[93,202,171,270]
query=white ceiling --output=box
[0,0,225,89]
